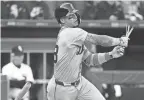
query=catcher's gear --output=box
[54,3,81,27]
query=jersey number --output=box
[54,45,59,63]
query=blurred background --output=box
[1,0,144,20]
[1,0,144,100]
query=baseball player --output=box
[2,45,34,100]
[47,3,133,100]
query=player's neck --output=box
[60,25,70,32]
[12,62,21,68]
[61,25,70,29]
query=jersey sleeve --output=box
[72,28,88,46]
[2,65,14,80]
[24,66,35,83]
[2,66,9,75]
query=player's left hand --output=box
[110,46,125,58]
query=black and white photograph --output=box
[1,0,144,100]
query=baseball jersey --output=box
[54,27,89,83]
[2,62,34,99]
[2,62,34,83]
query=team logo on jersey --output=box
[76,44,84,55]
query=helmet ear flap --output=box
[75,12,81,26]
[54,7,69,24]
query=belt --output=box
[55,79,80,86]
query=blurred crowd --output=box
[1,1,144,21]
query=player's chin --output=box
[73,21,78,26]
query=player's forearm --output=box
[85,33,120,47]
[10,80,26,88]
[15,82,32,100]
[84,52,113,66]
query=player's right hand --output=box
[119,25,134,47]
[109,46,125,58]
[119,36,129,47]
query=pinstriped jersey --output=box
[54,27,88,83]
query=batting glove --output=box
[109,46,125,58]
[118,36,129,47]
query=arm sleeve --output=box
[72,28,88,46]
[83,52,113,67]
[24,66,34,84]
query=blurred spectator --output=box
[1,1,144,20]
[1,1,30,19]
[138,1,144,19]
[94,1,125,20]
[24,1,50,20]
[81,1,98,20]
[72,1,85,16]
[1,1,10,19]
[122,1,143,21]
[44,1,57,19]
[9,1,30,19]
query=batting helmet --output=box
[54,3,81,26]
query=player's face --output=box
[12,55,24,65]
[63,13,78,27]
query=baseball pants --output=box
[47,76,105,100]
